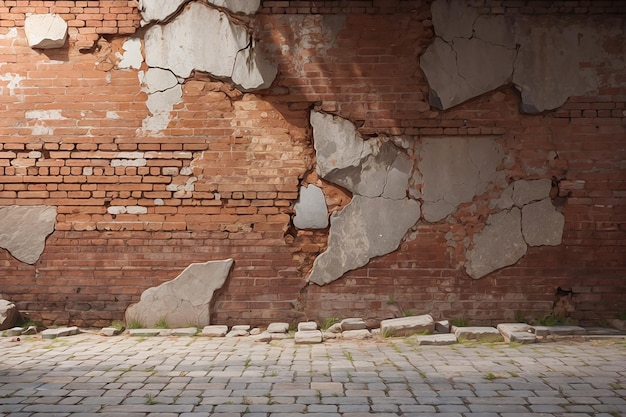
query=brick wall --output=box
[0,1,624,327]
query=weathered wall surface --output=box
[0,0,624,327]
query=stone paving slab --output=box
[0,332,624,416]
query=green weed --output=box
[154,317,169,329]
[321,317,340,330]
[450,317,469,327]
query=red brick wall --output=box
[0,1,624,327]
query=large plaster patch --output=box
[422,0,624,112]
[125,258,234,327]
[308,111,419,285]
[0,206,57,264]
[415,136,505,223]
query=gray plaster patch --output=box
[492,179,552,210]
[522,198,565,246]
[143,2,276,90]
[293,185,328,230]
[512,18,602,113]
[125,258,233,328]
[423,1,623,112]
[24,14,68,49]
[310,111,412,198]
[417,136,504,222]
[465,208,527,279]
[0,205,57,264]
[310,111,377,184]
[308,196,420,286]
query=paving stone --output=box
[341,318,367,331]
[415,333,458,345]
[99,326,123,336]
[225,329,249,337]
[454,326,503,342]
[41,326,80,339]
[342,329,371,340]
[201,325,228,337]
[497,323,537,343]
[171,327,198,336]
[295,330,323,344]
[532,325,587,337]
[380,314,435,337]
[267,322,289,333]
[298,321,319,331]
[250,331,271,342]
[127,328,162,337]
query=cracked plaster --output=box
[308,114,564,282]
[125,258,234,327]
[423,0,623,113]
[415,136,505,223]
[465,208,527,280]
[308,111,419,285]
[0,206,57,264]
[138,0,276,134]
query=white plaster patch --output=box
[111,158,147,167]
[25,109,66,120]
[107,206,148,215]
[116,37,143,69]
[140,84,183,134]
[30,123,54,135]
[106,111,121,119]
[0,28,18,39]
[0,73,24,96]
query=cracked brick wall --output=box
[0,0,624,327]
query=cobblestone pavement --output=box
[1,333,625,416]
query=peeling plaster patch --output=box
[466,179,563,278]
[31,123,54,135]
[143,2,276,90]
[141,84,182,134]
[111,158,147,167]
[308,196,420,286]
[310,111,411,199]
[465,208,527,280]
[522,198,564,246]
[141,68,179,93]
[0,206,57,264]
[107,206,148,215]
[166,177,197,198]
[0,28,18,39]
[125,259,234,328]
[25,109,66,120]
[206,0,261,14]
[116,37,143,69]
[491,178,552,210]
[512,19,601,113]
[139,0,187,25]
[294,185,328,230]
[423,0,622,112]
[24,14,68,49]
[0,73,24,96]
[106,111,121,119]
[417,136,504,223]
[308,110,419,285]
